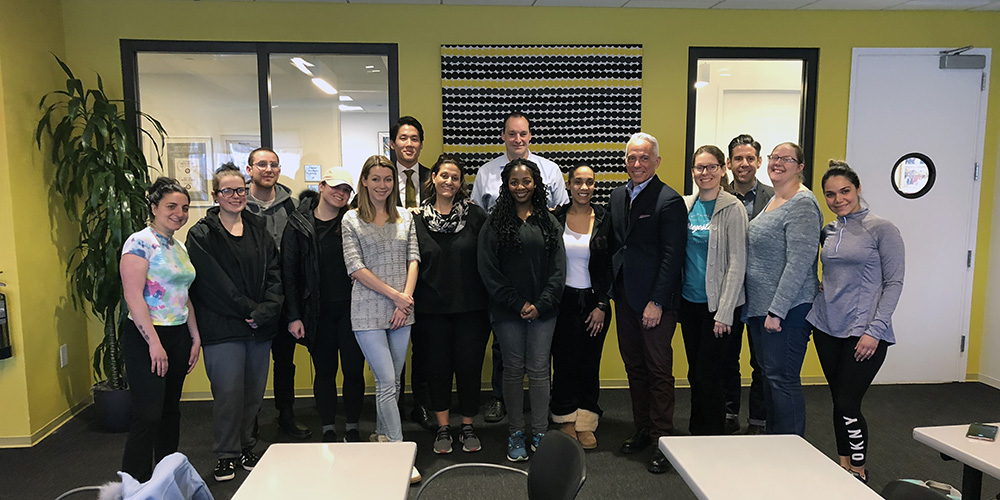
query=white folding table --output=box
[913,423,1000,500]
[658,435,883,500]
[231,442,417,500]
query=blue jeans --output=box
[492,317,556,435]
[747,303,811,437]
[355,326,411,442]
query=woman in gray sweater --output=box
[807,161,904,484]
[743,142,822,437]
[680,145,748,436]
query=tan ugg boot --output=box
[551,410,578,440]
[575,409,599,450]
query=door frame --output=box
[847,47,991,382]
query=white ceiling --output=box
[220,0,1000,10]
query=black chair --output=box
[882,480,954,500]
[414,430,587,500]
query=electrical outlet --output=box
[59,344,68,368]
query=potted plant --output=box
[35,55,166,432]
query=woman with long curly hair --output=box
[478,158,565,462]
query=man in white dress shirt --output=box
[390,116,430,209]
[470,111,569,213]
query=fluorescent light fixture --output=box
[339,104,364,112]
[290,57,314,76]
[311,78,338,95]
[339,95,353,102]
[695,62,710,89]
[365,65,375,69]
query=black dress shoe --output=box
[484,398,506,423]
[278,411,312,439]
[410,405,437,431]
[620,429,652,454]
[648,449,671,474]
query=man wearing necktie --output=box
[388,116,435,432]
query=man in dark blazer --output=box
[388,115,436,432]
[610,132,687,474]
[722,134,775,436]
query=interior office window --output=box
[269,53,390,196]
[136,52,260,232]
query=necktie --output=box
[404,170,417,208]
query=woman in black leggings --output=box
[807,161,905,484]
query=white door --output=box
[846,48,990,383]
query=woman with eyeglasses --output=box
[478,158,565,462]
[679,146,748,436]
[549,163,612,450]
[119,177,200,482]
[743,142,822,437]
[282,167,367,443]
[187,164,283,482]
[412,154,491,455]
[807,161,904,484]
[341,155,422,484]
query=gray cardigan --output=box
[683,190,748,325]
[744,190,822,319]
[806,209,904,344]
[342,208,421,331]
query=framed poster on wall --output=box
[378,131,391,159]
[165,137,213,204]
[222,135,261,169]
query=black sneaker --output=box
[322,430,338,442]
[240,447,260,472]
[484,398,506,423]
[343,428,362,442]
[724,418,740,435]
[214,458,236,482]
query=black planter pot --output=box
[93,384,131,433]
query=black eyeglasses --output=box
[692,164,721,174]
[216,187,247,197]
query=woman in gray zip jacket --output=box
[807,161,904,485]
[679,145,748,436]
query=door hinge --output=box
[983,72,988,91]
[961,335,966,353]
[975,162,981,181]
[967,250,973,268]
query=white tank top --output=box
[563,224,592,289]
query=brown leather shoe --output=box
[578,430,597,450]
[559,422,578,440]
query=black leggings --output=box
[415,311,491,418]
[813,330,889,467]
[310,302,365,426]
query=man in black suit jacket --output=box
[722,134,775,436]
[389,115,436,431]
[609,132,687,474]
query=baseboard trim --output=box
[0,396,93,449]
[977,372,1000,390]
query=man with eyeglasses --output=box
[609,132,686,474]
[244,147,311,440]
[722,134,774,437]
[470,111,570,424]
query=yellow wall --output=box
[4,0,999,441]
[0,0,95,446]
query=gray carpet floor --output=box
[3,383,999,500]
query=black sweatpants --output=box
[310,301,365,426]
[813,329,889,467]
[416,311,491,417]
[120,319,192,482]
[550,287,610,418]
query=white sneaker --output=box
[369,433,389,442]
[410,466,422,484]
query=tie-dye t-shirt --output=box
[122,227,197,326]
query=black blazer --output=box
[553,203,613,306]
[609,175,687,312]
[750,182,775,220]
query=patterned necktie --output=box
[404,169,417,208]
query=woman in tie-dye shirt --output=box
[119,177,201,482]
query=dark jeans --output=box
[416,311,491,417]
[204,338,272,458]
[490,334,504,401]
[121,320,192,482]
[310,301,365,426]
[723,305,766,426]
[813,329,889,467]
[747,303,812,437]
[271,325,305,413]
[614,287,677,439]
[551,287,610,418]
[679,299,733,436]
[493,317,557,435]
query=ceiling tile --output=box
[800,0,905,9]
[348,0,439,4]
[712,0,815,8]
[443,0,534,4]
[889,0,992,9]
[622,0,720,8]
[535,0,625,6]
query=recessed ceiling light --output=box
[311,78,338,95]
[339,104,364,112]
[339,95,353,102]
[365,65,375,69]
[291,57,315,76]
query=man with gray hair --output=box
[609,132,686,474]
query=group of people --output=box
[115,111,904,489]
